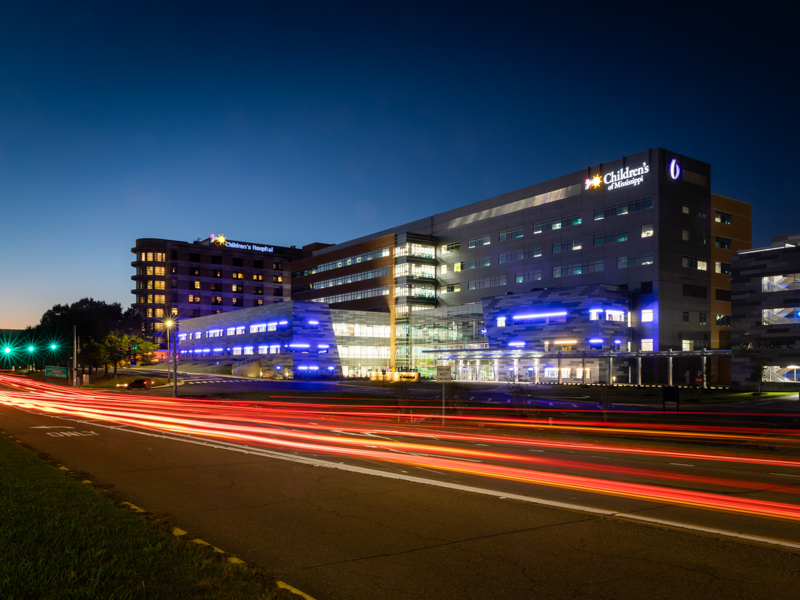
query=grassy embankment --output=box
[0,431,298,600]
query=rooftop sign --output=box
[209,234,274,253]
[585,162,650,191]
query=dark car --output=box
[128,378,153,390]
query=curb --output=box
[43,450,317,600]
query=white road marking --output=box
[15,410,800,552]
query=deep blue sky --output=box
[2,1,795,329]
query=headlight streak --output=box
[2,374,800,523]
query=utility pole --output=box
[72,325,77,386]
[173,324,178,397]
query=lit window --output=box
[641,309,654,322]
[641,225,654,238]
[682,229,690,241]
[497,317,506,327]
[441,264,448,274]
[715,211,732,225]
[641,339,653,351]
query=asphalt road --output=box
[2,382,800,599]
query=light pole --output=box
[165,319,178,397]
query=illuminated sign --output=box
[209,234,274,253]
[584,162,650,191]
[604,162,649,190]
[669,158,681,180]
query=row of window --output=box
[593,197,653,220]
[136,252,166,262]
[293,267,390,294]
[184,266,282,281]
[682,258,732,273]
[184,253,283,269]
[441,197,654,254]
[293,247,391,278]
[189,294,271,305]
[310,286,391,304]
[762,274,800,292]
[762,308,800,325]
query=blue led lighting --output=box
[278,320,289,325]
[318,344,330,348]
[308,320,319,325]
[213,347,224,352]
[513,311,567,319]
[309,366,319,370]
[614,339,622,344]
[298,366,308,370]
[275,365,281,370]
[289,343,310,348]
[527,367,534,371]
[327,366,335,370]
[589,338,604,344]
[508,366,515,371]
[508,341,526,347]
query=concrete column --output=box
[637,351,642,386]
[514,358,519,383]
[701,348,707,388]
[534,358,539,384]
[557,351,562,384]
[609,353,614,386]
[582,352,587,385]
[668,349,673,387]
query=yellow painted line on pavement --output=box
[278,580,317,600]
[172,526,188,536]
[190,538,225,553]
[120,501,146,513]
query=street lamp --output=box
[164,318,178,397]
[28,346,35,371]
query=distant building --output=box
[131,236,301,343]
[731,233,800,385]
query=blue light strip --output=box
[512,311,567,319]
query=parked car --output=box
[128,379,153,390]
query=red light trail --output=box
[2,373,800,524]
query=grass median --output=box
[0,432,297,600]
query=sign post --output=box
[437,365,452,426]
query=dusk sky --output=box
[1,1,795,329]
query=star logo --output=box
[584,175,601,190]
